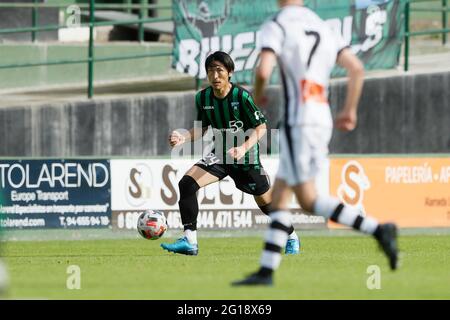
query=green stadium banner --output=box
[172,0,405,84]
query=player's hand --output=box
[227,146,246,160]
[335,110,357,132]
[168,131,186,147]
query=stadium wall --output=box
[1,70,449,157]
[0,1,58,42]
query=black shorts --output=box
[195,153,271,196]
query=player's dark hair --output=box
[205,51,235,80]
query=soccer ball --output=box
[137,210,167,240]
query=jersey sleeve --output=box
[258,20,284,55]
[195,92,209,127]
[241,91,267,128]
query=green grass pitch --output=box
[2,233,450,300]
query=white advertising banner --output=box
[111,158,329,230]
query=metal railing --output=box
[0,1,173,98]
[404,0,450,71]
[1,1,449,96]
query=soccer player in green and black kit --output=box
[161,51,300,256]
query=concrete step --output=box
[0,42,173,92]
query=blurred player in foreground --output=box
[233,0,399,286]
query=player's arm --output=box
[335,48,365,131]
[228,123,267,160]
[169,92,209,147]
[253,49,277,106]
[254,18,283,106]
[243,122,267,151]
[228,92,268,160]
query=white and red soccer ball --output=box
[137,210,167,240]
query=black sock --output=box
[257,267,273,277]
[373,225,383,240]
[178,175,200,231]
[259,203,273,215]
[179,197,198,231]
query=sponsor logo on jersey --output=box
[254,111,263,121]
[228,120,244,133]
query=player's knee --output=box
[269,210,291,226]
[178,175,200,199]
[298,197,315,213]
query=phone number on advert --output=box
[59,216,110,227]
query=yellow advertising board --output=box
[329,157,450,228]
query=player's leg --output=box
[227,164,299,252]
[291,180,398,270]
[160,165,219,255]
[179,165,221,241]
[160,163,225,255]
[227,165,299,250]
[227,165,296,239]
[232,178,292,285]
[253,187,300,255]
[233,125,306,285]
[293,124,398,270]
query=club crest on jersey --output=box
[231,102,240,110]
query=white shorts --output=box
[276,125,332,186]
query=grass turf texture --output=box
[2,234,450,299]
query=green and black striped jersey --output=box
[195,83,267,168]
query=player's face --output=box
[207,61,231,90]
